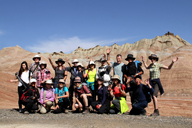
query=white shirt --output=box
[18,70,29,87]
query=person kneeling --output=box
[39,80,55,114]
[91,77,111,114]
[21,79,40,113]
[53,79,70,114]
[109,75,129,114]
[73,77,92,114]
[127,76,154,115]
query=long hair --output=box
[18,61,29,77]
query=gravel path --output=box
[0,109,191,128]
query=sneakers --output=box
[150,109,159,116]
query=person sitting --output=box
[109,75,129,114]
[73,76,92,114]
[21,78,40,114]
[39,80,55,114]
[126,76,154,115]
[91,77,111,114]
[53,79,70,114]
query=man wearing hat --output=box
[73,76,92,114]
[142,54,178,116]
[126,76,154,115]
[36,61,51,93]
[29,55,41,79]
[123,54,144,84]
[49,56,68,88]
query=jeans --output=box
[130,101,147,115]
[53,98,70,114]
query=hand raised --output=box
[173,57,178,63]
[106,48,111,54]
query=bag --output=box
[21,90,30,102]
[141,85,151,103]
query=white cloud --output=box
[27,36,129,53]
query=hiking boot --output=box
[150,109,159,116]
[82,108,89,114]
[19,109,23,113]
[140,110,146,116]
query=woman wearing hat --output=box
[22,79,40,114]
[49,56,68,88]
[36,61,51,93]
[53,79,70,114]
[142,54,178,116]
[91,77,111,114]
[109,75,129,114]
[29,55,41,79]
[39,80,55,114]
[10,61,30,113]
[83,60,97,101]
[76,63,85,82]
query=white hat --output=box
[46,80,53,84]
[72,59,79,64]
[40,61,47,68]
[89,61,95,65]
[103,74,111,86]
[33,55,41,61]
[77,63,83,67]
[30,78,36,83]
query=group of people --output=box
[10,48,178,116]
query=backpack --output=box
[57,87,66,96]
[21,89,30,102]
[43,88,53,101]
[140,84,151,103]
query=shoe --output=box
[140,110,146,116]
[64,109,68,114]
[123,111,130,115]
[19,109,23,113]
[150,109,159,116]
[82,108,89,114]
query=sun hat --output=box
[72,59,79,64]
[89,61,95,65]
[74,76,81,83]
[46,79,53,84]
[55,58,65,64]
[30,78,36,83]
[40,61,47,68]
[111,75,120,82]
[148,54,159,61]
[59,79,65,83]
[125,54,135,61]
[77,63,83,67]
[100,57,107,62]
[33,55,41,61]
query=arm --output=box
[100,87,107,105]
[35,89,40,100]
[106,48,111,66]
[10,79,19,82]
[64,70,68,81]
[134,65,144,78]
[162,57,178,70]
[83,70,88,78]
[141,56,149,69]
[66,58,72,68]
[49,89,55,102]
[48,55,56,70]
[119,85,126,97]
[58,91,69,99]
[145,79,154,94]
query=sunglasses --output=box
[59,82,64,84]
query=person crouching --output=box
[39,80,55,114]
[73,76,92,114]
[53,79,70,114]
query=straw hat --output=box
[111,75,120,81]
[46,80,53,84]
[59,79,65,83]
[74,76,81,83]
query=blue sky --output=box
[0,0,191,53]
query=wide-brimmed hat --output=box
[74,76,81,83]
[33,55,41,61]
[55,58,65,64]
[125,54,135,61]
[30,78,36,83]
[77,63,83,67]
[40,61,47,68]
[59,79,65,83]
[100,57,107,62]
[89,61,95,65]
[148,54,159,61]
[111,75,120,81]
[46,80,53,84]
[72,59,79,64]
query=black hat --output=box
[97,76,104,81]
[135,75,142,80]
[55,58,65,64]
[100,57,107,62]
[148,54,159,61]
[125,54,135,61]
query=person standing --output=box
[142,54,178,116]
[10,61,30,113]
[49,56,68,88]
[29,55,41,79]
[36,61,51,93]
[106,48,125,84]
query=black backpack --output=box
[141,84,151,103]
